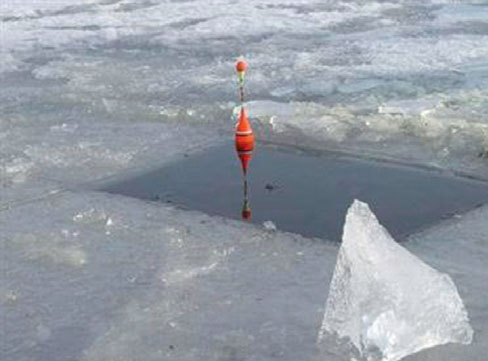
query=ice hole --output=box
[100,142,488,241]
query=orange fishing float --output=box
[235,107,254,174]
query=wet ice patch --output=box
[319,200,473,361]
[0,157,34,184]
[9,232,87,267]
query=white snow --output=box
[319,200,473,361]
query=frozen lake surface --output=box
[2,0,488,360]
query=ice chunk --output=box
[263,220,277,231]
[318,200,473,361]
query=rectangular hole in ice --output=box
[99,142,488,241]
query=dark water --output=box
[101,142,488,241]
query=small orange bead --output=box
[235,61,247,73]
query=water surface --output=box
[102,142,488,241]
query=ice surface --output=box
[1,0,488,360]
[2,0,488,178]
[0,190,337,361]
[319,200,473,361]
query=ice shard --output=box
[318,200,473,361]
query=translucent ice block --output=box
[318,200,473,361]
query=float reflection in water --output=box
[242,177,251,220]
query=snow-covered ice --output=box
[319,200,473,361]
[2,0,488,360]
